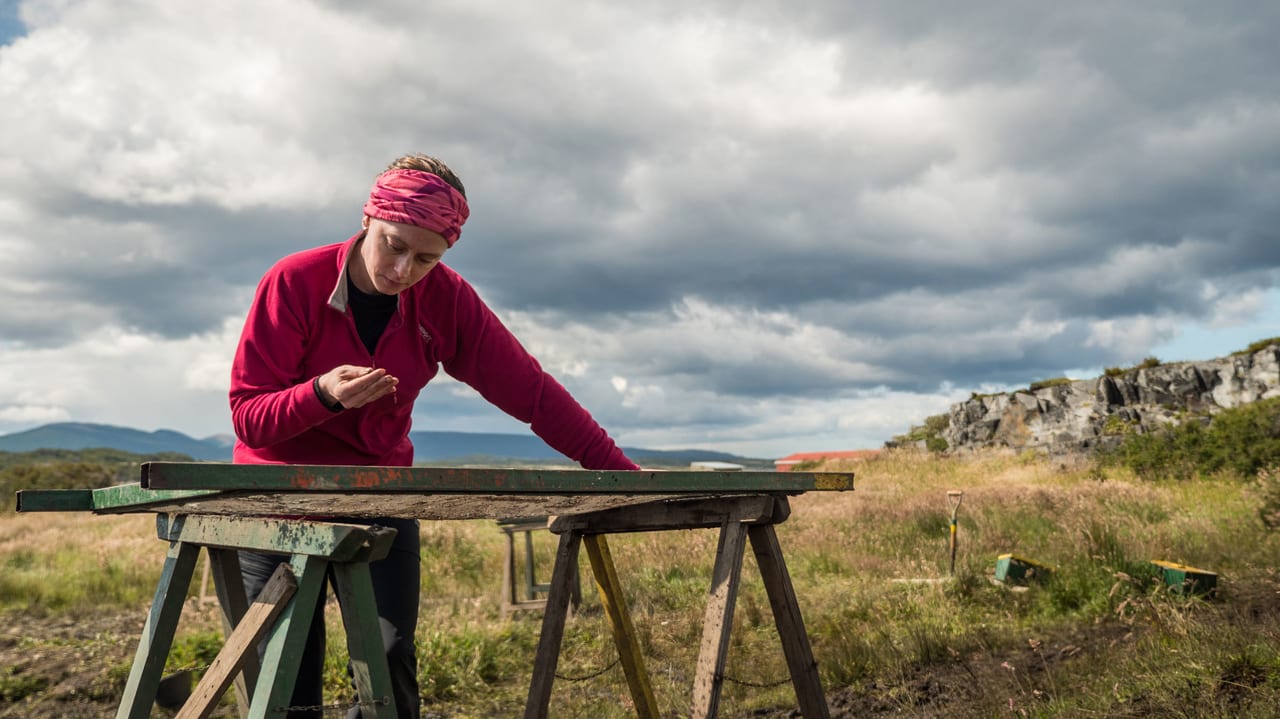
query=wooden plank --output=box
[116,539,201,719]
[583,535,660,719]
[206,549,256,719]
[156,514,395,562]
[691,521,748,719]
[523,531,582,719]
[748,523,830,719]
[55,487,803,520]
[84,489,700,519]
[550,495,781,535]
[175,563,297,719]
[141,462,854,494]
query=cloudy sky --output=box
[0,1,1277,459]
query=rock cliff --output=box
[938,343,1280,454]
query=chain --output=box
[274,696,391,715]
[721,673,791,689]
[164,662,212,675]
[271,703,347,716]
[555,658,620,681]
[552,658,788,689]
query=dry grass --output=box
[5,449,1280,717]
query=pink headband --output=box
[363,169,470,246]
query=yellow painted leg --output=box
[583,534,660,719]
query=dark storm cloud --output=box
[1,188,353,345]
[433,0,1280,398]
[0,0,1277,452]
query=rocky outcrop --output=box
[941,344,1280,454]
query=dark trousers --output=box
[239,516,421,719]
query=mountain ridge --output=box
[0,422,770,468]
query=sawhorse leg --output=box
[117,515,400,719]
[207,548,256,718]
[694,521,829,718]
[749,524,828,718]
[247,553,329,717]
[176,562,296,719]
[332,556,400,716]
[584,535,660,718]
[692,520,748,718]
[527,495,829,719]
[524,530,582,719]
[500,518,581,614]
[117,539,201,719]
[525,533,660,719]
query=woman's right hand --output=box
[316,365,399,409]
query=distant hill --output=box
[0,422,770,468]
[0,422,229,460]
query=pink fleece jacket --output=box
[229,234,637,470]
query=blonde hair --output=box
[383,153,466,198]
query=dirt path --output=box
[0,609,147,718]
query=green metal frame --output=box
[17,485,218,513]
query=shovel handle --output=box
[947,492,963,575]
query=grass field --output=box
[3,449,1280,717]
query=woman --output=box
[229,154,637,718]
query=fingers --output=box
[341,371,398,409]
[319,365,399,409]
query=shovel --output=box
[948,491,964,575]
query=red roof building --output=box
[774,449,879,471]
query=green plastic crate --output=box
[1151,560,1217,597]
[994,553,1053,585]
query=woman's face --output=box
[353,217,450,295]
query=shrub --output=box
[892,413,951,453]
[1253,465,1280,530]
[923,413,950,434]
[1101,415,1136,437]
[1107,397,1280,481]
[1109,418,1211,482]
[1209,398,1280,478]
[0,449,194,512]
[1233,337,1280,356]
[1028,377,1072,392]
[1103,357,1162,378]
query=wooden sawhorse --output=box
[524,494,829,719]
[116,514,400,719]
[498,517,581,615]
